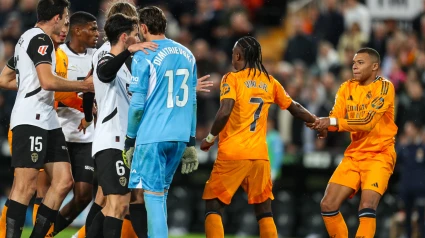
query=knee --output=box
[54,176,74,196]
[75,190,92,206]
[130,189,145,204]
[15,181,37,198]
[320,197,340,212]
[359,200,378,210]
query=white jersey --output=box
[57,43,95,142]
[92,42,132,156]
[11,27,58,130]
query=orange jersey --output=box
[54,47,83,111]
[329,76,398,158]
[218,68,292,160]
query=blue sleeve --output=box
[127,53,149,138]
[191,63,198,138]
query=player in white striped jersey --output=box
[6,0,93,237]
[86,14,158,238]
[50,11,99,236]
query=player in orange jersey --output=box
[307,48,397,238]
[200,36,323,238]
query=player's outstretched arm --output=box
[200,98,235,152]
[287,101,317,123]
[36,64,93,92]
[196,74,213,93]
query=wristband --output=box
[205,133,217,143]
[330,117,337,126]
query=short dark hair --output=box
[37,0,70,22]
[104,13,138,45]
[357,47,380,64]
[70,11,96,28]
[138,6,166,35]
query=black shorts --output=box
[95,149,130,196]
[11,125,70,169]
[67,142,94,184]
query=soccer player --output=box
[47,11,99,236]
[123,6,199,238]
[6,0,94,236]
[87,13,157,238]
[200,36,321,238]
[307,48,397,237]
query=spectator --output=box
[343,0,371,41]
[313,0,345,48]
[284,17,317,67]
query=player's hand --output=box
[306,117,330,131]
[200,138,214,152]
[196,75,213,93]
[123,136,136,169]
[78,118,93,134]
[181,146,199,174]
[317,129,328,139]
[128,42,158,55]
[82,75,94,92]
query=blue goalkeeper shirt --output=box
[127,38,197,145]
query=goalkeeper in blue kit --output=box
[123,6,198,238]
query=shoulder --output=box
[337,79,355,92]
[97,53,114,66]
[373,76,394,95]
[221,72,237,83]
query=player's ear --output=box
[372,62,379,71]
[53,14,60,24]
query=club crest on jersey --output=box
[38,45,49,56]
[31,153,38,163]
[119,176,127,186]
[220,83,230,96]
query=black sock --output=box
[103,216,123,238]
[34,197,43,206]
[85,202,103,232]
[30,203,58,238]
[86,211,105,238]
[129,203,148,238]
[5,198,10,207]
[6,200,28,238]
[52,212,72,235]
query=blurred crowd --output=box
[2,0,425,236]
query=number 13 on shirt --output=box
[165,68,189,108]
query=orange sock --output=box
[0,201,8,238]
[73,225,86,238]
[355,209,376,238]
[258,217,277,238]
[322,210,348,238]
[205,213,224,238]
[121,216,137,238]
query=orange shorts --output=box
[329,146,396,196]
[202,159,274,205]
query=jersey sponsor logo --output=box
[38,45,49,56]
[220,83,230,96]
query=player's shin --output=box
[205,211,224,238]
[257,213,277,238]
[103,216,123,238]
[6,200,28,238]
[129,203,148,237]
[85,202,103,232]
[86,211,105,238]
[30,203,58,238]
[32,197,43,226]
[144,192,167,238]
[0,199,9,238]
[355,208,376,238]
[321,210,348,238]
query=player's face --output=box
[352,53,377,82]
[124,26,141,49]
[54,8,69,36]
[51,22,69,46]
[81,21,99,48]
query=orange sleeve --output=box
[328,82,347,132]
[54,92,83,112]
[54,92,76,101]
[272,77,292,110]
[338,80,394,132]
[220,73,237,101]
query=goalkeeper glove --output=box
[181,137,198,174]
[123,136,136,169]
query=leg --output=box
[101,193,130,238]
[7,168,39,238]
[33,170,50,225]
[355,189,381,238]
[205,199,225,238]
[121,213,137,238]
[86,186,106,232]
[0,176,15,238]
[254,199,277,238]
[55,142,94,235]
[129,189,148,237]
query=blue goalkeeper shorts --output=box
[128,141,186,192]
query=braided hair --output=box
[236,36,270,81]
